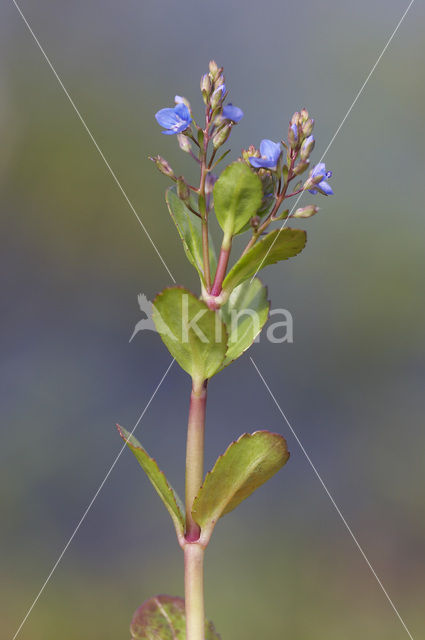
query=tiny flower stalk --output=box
[121,63,335,640]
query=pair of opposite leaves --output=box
[118,425,289,547]
[158,163,307,382]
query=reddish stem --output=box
[210,245,230,296]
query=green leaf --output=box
[219,278,269,368]
[152,287,227,382]
[222,228,306,294]
[166,187,217,285]
[213,162,262,237]
[117,425,185,541]
[130,595,221,640]
[192,431,289,542]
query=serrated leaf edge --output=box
[192,430,289,543]
[222,227,307,293]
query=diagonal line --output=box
[250,0,415,283]
[249,356,415,640]
[10,358,175,640]
[10,0,176,284]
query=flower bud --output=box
[205,173,217,195]
[209,60,219,79]
[292,205,319,218]
[212,124,231,149]
[288,122,299,148]
[300,135,315,161]
[293,161,310,176]
[300,108,309,122]
[240,145,259,165]
[177,133,192,153]
[176,176,190,203]
[211,84,225,110]
[201,74,211,94]
[290,111,301,126]
[150,155,175,179]
[302,118,314,136]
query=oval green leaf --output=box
[117,425,185,542]
[192,431,289,543]
[166,187,217,286]
[222,227,306,294]
[152,287,227,383]
[213,162,262,236]
[131,595,221,640]
[219,278,269,368]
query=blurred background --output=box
[1,1,424,638]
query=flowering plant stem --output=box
[124,61,333,640]
[184,379,208,639]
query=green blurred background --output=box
[1,1,424,638]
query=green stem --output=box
[184,543,205,640]
[184,378,207,640]
[185,379,207,540]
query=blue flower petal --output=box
[222,104,244,122]
[311,162,326,178]
[249,156,278,169]
[174,102,191,122]
[318,180,334,195]
[155,107,179,128]
[259,139,281,164]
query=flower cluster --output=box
[150,61,334,298]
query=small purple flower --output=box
[308,162,334,195]
[291,123,298,141]
[222,104,244,123]
[155,102,192,135]
[249,139,282,170]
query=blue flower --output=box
[155,102,192,135]
[291,123,298,141]
[249,139,282,170]
[308,162,334,195]
[222,104,244,123]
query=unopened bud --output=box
[201,74,211,94]
[200,74,211,104]
[240,145,259,165]
[150,155,175,179]
[288,122,299,148]
[293,160,310,176]
[300,108,309,122]
[290,111,301,126]
[292,205,319,218]
[212,124,231,149]
[300,135,315,161]
[209,60,219,79]
[302,118,314,136]
[211,84,225,110]
[177,133,192,153]
[176,176,190,203]
[205,173,217,195]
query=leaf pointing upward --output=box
[192,430,289,543]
